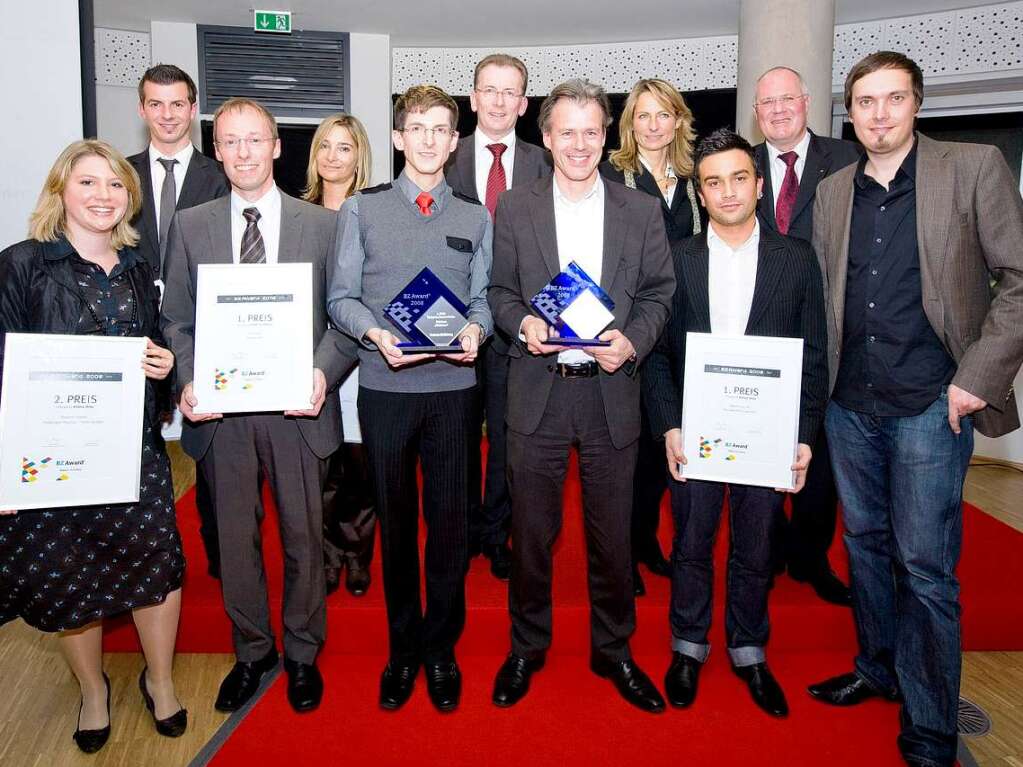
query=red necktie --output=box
[775,151,799,235]
[485,143,508,217]
[415,191,433,217]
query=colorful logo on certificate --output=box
[698,437,737,461]
[214,368,239,390]
[21,456,52,483]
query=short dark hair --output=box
[138,63,197,104]
[844,51,924,111]
[393,85,459,132]
[693,128,761,184]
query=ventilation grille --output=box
[198,25,349,118]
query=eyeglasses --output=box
[754,94,807,110]
[402,125,453,139]
[475,87,523,101]
[214,136,274,151]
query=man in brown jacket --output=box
[807,52,1023,767]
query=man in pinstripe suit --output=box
[644,129,828,718]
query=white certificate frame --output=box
[193,263,313,414]
[681,332,803,490]
[0,333,146,511]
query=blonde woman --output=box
[600,78,705,245]
[304,114,377,597]
[0,140,185,752]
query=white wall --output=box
[1,1,83,246]
[96,84,147,156]
[150,21,202,150]
[348,33,392,185]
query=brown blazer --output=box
[488,175,675,448]
[812,133,1023,437]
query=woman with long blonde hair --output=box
[303,113,372,210]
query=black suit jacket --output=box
[754,131,860,243]
[128,147,230,275]
[643,228,828,447]
[489,176,676,449]
[598,161,706,246]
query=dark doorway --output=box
[200,120,318,199]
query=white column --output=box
[349,33,392,185]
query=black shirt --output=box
[70,247,141,337]
[832,142,955,416]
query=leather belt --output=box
[555,361,599,378]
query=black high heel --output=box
[139,667,188,737]
[73,673,111,753]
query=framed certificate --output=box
[681,333,803,490]
[193,263,313,414]
[0,333,146,511]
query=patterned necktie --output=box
[484,143,508,217]
[415,191,433,217]
[239,207,266,264]
[156,157,178,264]
[775,151,799,235]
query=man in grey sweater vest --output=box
[327,85,492,713]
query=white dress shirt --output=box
[149,142,193,230]
[473,129,517,203]
[638,154,678,207]
[230,185,282,265]
[707,219,760,336]
[766,129,811,215]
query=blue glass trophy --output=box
[530,261,614,347]
[384,267,471,353]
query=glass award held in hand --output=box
[384,267,471,353]
[530,261,614,347]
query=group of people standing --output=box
[0,46,1021,767]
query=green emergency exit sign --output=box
[254,10,292,34]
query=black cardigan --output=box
[599,160,707,246]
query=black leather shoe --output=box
[325,565,341,595]
[633,566,646,597]
[283,659,323,713]
[733,662,788,717]
[492,654,545,707]
[482,542,512,581]
[639,552,672,578]
[425,661,462,712]
[664,653,701,708]
[591,657,665,713]
[73,673,111,753]
[790,568,852,606]
[808,671,900,705]
[379,661,419,710]
[139,667,187,736]
[215,648,279,712]
[345,563,371,597]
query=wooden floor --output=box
[0,449,1020,766]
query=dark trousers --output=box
[507,376,637,663]
[323,443,376,572]
[359,386,475,665]
[194,470,220,575]
[826,396,971,767]
[468,345,512,548]
[631,407,668,564]
[779,428,839,576]
[201,414,328,664]
[669,478,780,667]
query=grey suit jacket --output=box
[160,191,358,460]
[128,147,230,275]
[488,176,675,449]
[755,131,861,244]
[812,132,1023,438]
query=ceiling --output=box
[95,0,998,46]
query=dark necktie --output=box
[156,157,178,264]
[485,143,508,217]
[239,207,266,264]
[775,151,799,235]
[415,191,433,217]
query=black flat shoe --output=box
[215,647,279,712]
[379,661,419,710]
[139,667,187,737]
[73,673,111,753]
[591,657,665,713]
[639,553,672,578]
[790,568,852,606]
[325,565,341,595]
[733,662,788,717]
[808,671,901,705]
[283,658,323,713]
[664,652,701,708]
[482,542,512,581]
[492,653,544,707]
[345,564,371,597]
[425,661,462,712]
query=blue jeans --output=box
[826,394,972,767]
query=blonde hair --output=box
[303,113,372,204]
[609,79,696,179]
[29,139,141,251]
[213,97,279,140]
